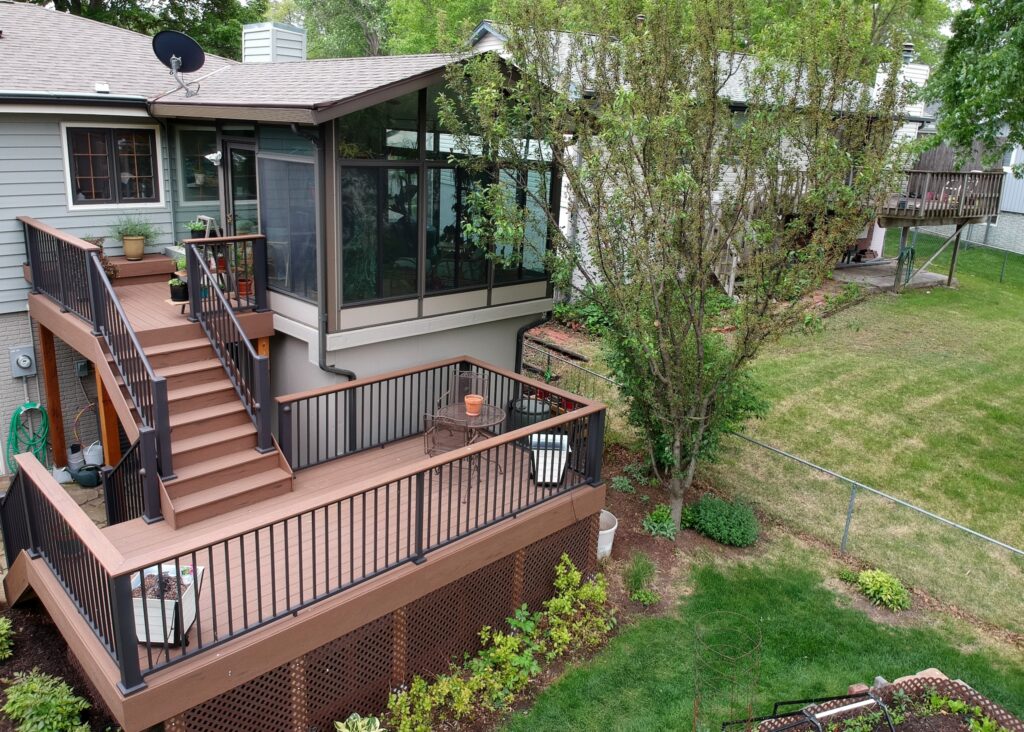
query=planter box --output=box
[529,433,571,485]
[131,564,204,645]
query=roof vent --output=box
[242,22,307,63]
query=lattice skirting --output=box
[756,677,1023,732]
[165,512,599,732]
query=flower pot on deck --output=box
[236,278,253,297]
[122,235,145,261]
[464,394,484,417]
[169,280,189,302]
[132,564,205,645]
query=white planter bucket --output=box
[83,441,103,466]
[597,509,618,560]
[132,564,205,645]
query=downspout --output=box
[300,123,356,381]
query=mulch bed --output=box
[0,601,118,731]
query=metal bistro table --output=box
[435,402,507,474]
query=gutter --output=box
[307,123,357,381]
[515,313,551,373]
[0,90,147,106]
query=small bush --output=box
[623,462,653,487]
[837,567,859,584]
[624,552,655,597]
[0,616,13,660]
[610,475,635,494]
[857,569,911,611]
[2,669,90,732]
[629,588,661,607]
[691,496,759,547]
[335,713,385,731]
[680,504,698,530]
[642,504,677,539]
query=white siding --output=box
[0,114,174,315]
[242,23,307,63]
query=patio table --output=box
[435,403,506,444]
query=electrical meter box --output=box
[9,346,37,378]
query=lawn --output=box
[504,545,1024,732]
[704,230,1024,633]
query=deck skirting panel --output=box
[165,511,599,732]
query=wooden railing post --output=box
[585,409,606,485]
[279,403,293,467]
[152,379,174,481]
[138,426,163,523]
[109,574,146,694]
[252,236,269,313]
[254,357,273,453]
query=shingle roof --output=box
[0,1,235,100]
[152,53,458,108]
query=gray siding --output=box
[0,113,175,315]
[1000,174,1024,215]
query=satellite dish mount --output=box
[152,30,206,98]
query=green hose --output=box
[6,402,49,469]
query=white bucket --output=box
[597,509,618,560]
[83,441,103,466]
[67,444,85,472]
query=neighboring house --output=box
[0,6,604,730]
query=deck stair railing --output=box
[186,243,272,451]
[101,427,162,525]
[182,234,268,313]
[20,216,173,488]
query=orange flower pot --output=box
[464,394,484,417]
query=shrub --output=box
[0,616,13,661]
[630,588,661,607]
[2,669,90,732]
[386,555,614,732]
[642,504,677,539]
[837,567,859,584]
[690,495,759,547]
[624,552,655,597]
[610,475,635,494]
[335,713,385,731]
[857,569,911,612]
[680,503,699,529]
[623,462,653,487]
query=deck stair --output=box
[101,255,293,528]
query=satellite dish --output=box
[152,30,206,97]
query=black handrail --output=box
[21,217,97,322]
[89,253,174,481]
[187,244,272,452]
[182,235,268,313]
[101,427,162,525]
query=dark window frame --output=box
[66,127,161,206]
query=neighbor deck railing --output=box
[879,170,1004,221]
[0,357,605,691]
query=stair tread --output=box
[167,380,235,400]
[169,401,247,427]
[144,338,212,356]
[171,424,256,454]
[170,468,291,513]
[157,359,224,378]
[167,447,273,483]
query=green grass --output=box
[704,230,1024,633]
[504,553,1024,732]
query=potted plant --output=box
[464,393,484,416]
[131,563,204,645]
[186,219,208,238]
[81,236,119,279]
[174,256,187,279]
[112,217,158,261]
[234,247,254,297]
[168,276,188,302]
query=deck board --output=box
[100,435,572,675]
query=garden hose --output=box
[6,402,49,469]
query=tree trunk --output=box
[668,434,700,530]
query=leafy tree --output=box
[441,0,906,525]
[386,0,494,54]
[926,0,1024,161]
[289,0,389,57]
[36,0,268,60]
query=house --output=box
[0,5,604,730]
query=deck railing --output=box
[101,428,162,525]
[181,234,268,313]
[186,244,273,452]
[879,170,1004,221]
[20,216,173,489]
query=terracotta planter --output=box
[237,278,253,297]
[464,394,484,417]
[122,235,145,261]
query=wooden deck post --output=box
[38,324,68,468]
[95,369,121,467]
[948,227,963,287]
